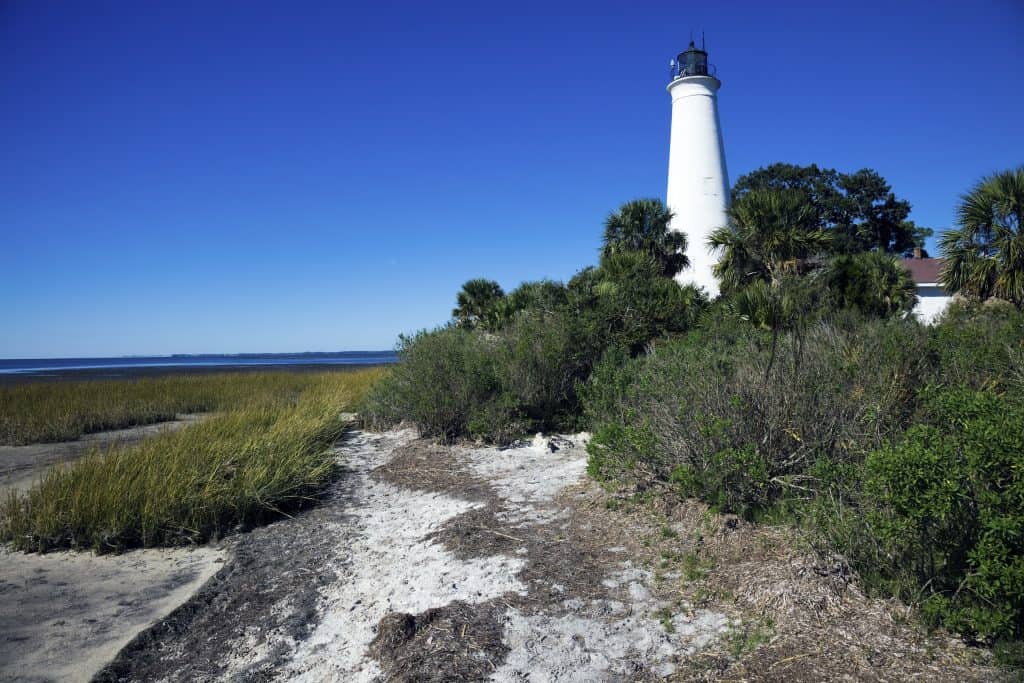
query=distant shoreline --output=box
[0,361,395,386]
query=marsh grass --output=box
[0,371,353,445]
[0,369,384,552]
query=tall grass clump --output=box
[0,371,349,445]
[0,369,383,553]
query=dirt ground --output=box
[85,428,1006,682]
[0,415,204,493]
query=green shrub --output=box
[578,346,637,429]
[671,445,772,517]
[855,388,1024,642]
[930,301,1024,392]
[367,250,705,444]
[464,392,526,444]
[821,251,918,317]
[496,309,588,431]
[566,253,705,357]
[494,280,568,327]
[361,326,505,442]
[585,304,1024,651]
[586,421,656,482]
[362,311,591,443]
[583,314,929,515]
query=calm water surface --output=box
[0,352,397,376]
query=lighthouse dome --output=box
[671,40,713,80]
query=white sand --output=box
[462,434,589,526]
[282,429,527,681]
[493,565,731,682]
[278,431,728,680]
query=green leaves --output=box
[710,188,831,292]
[861,388,1024,641]
[452,278,505,330]
[729,279,799,332]
[822,251,918,317]
[712,188,920,326]
[601,198,689,279]
[732,163,920,254]
[941,167,1024,307]
[567,250,706,358]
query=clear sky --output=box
[2,0,1022,358]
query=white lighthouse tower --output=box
[666,39,729,297]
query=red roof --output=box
[901,257,943,285]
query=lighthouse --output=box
[666,39,730,296]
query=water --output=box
[0,352,398,376]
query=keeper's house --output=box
[902,249,952,323]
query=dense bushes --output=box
[585,315,929,510]
[497,310,587,427]
[371,290,1024,644]
[362,327,509,442]
[929,299,1024,391]
[860,389,1024,641]
[565,253,705,356]
[811,386,1024,643]
[584,304,1024,645]
[362,308,591,443]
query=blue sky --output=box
[2,0,1022,357]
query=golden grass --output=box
[0,369,384,553]
[0,371,355,446]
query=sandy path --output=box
[98,430,730,681]
[0,546,223,683]
[0,415,205,493]
[283,433,528,682]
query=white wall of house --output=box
[913,284,952,323]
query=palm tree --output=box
[940,167,1024,307]
[708,189,832,292]
[592,251,703,355]
[730,278,801,379]
[493,279,568,327]
[452,278,505,329]
[601,198,689,278]
[824,251,918,318]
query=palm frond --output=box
[942,167,1024,306]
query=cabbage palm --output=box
[940,167,1024,307]
[452,278,505,329]
[709,189,832,292]
[493,279,568,327]
[824,251,918,317]
[731,278,802,379]
[601,198,689,278]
